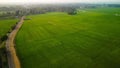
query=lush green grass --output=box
[16,7,120,68]
[86,7,120,13]
[0,19,18,37]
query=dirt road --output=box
[6,16,25,68]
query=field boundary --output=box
[6,16,25,68]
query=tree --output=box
[1,35,8,41]
[67,8,77,15]
[15,10,20,16]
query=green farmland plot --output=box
[16,8,120,68]
[0,19,18,37]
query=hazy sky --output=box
[0,0,120,4]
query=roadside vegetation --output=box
[16,7,120,68]
[0,17,18,68]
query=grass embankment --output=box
[16,7,120,68]
[0,19,18,68]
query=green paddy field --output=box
[0,19,17,37]
[16,7,120,68]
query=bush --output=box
[11,25,16,30]
[67,9,77,15]
[68,11,77,15]
[1,35,8,41]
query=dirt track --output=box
[6,16,25,68]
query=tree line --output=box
[0,3,120,18]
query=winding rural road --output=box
[6,16,25,68]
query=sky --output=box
[0,0,120,4]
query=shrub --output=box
[1,35,8,41]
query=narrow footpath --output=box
[6,16,25,68]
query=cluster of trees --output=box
[1,3,120,17]
[0,4,80,17]
[13,5,79,16]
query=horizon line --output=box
[0,2,120,5]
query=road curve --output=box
[6,16,25,68]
